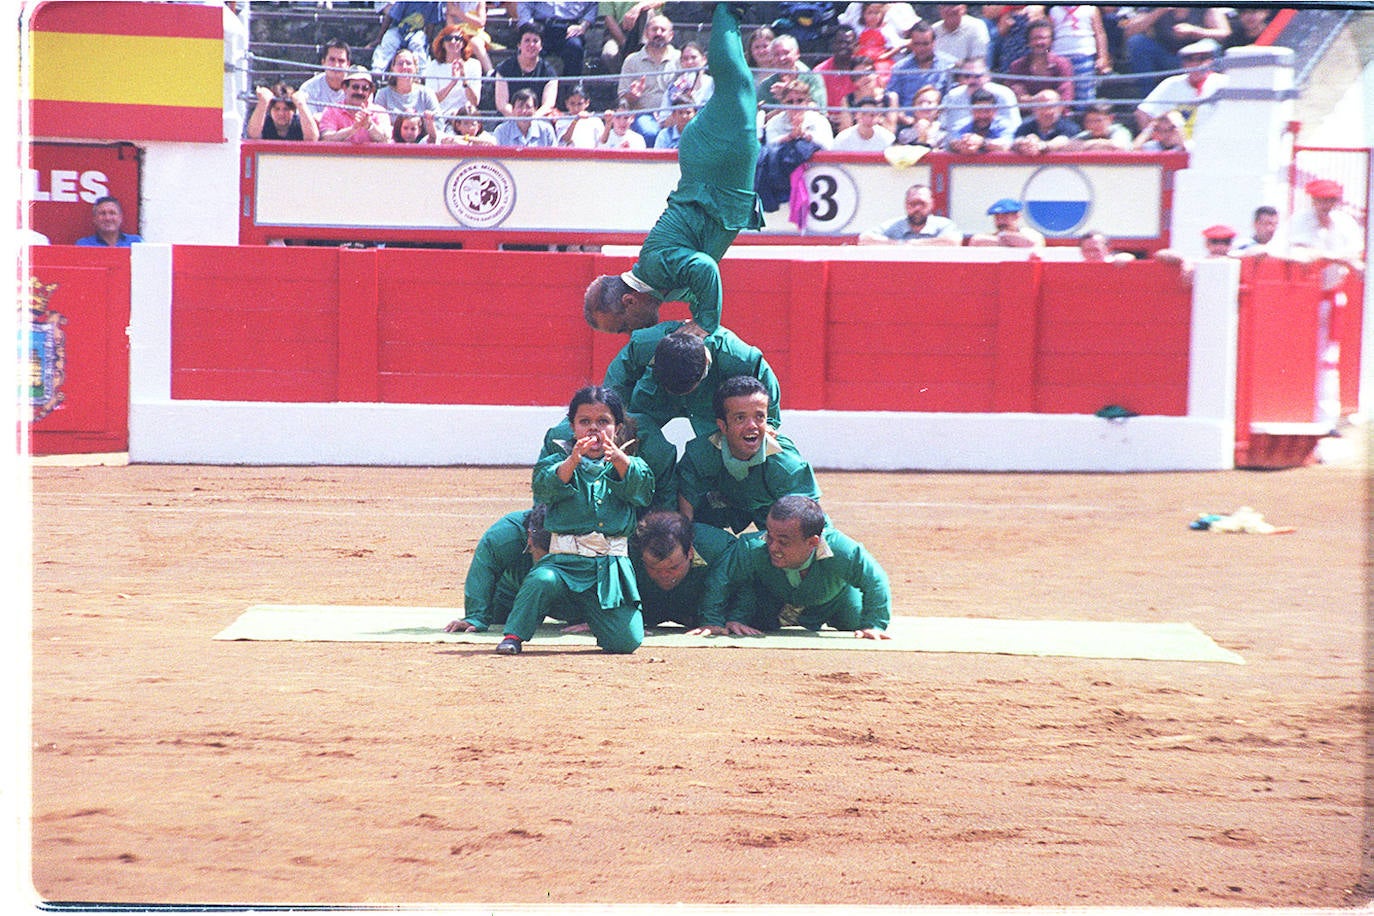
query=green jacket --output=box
[540,321,780,463]
[461,509,535,631]
[676,430,820,533]
[605,321,781,435]
[632,521,738,627]
[706,527,891,632]
[532,440,655,612]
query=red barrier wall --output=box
[1339,275,1364,414]
[37,244,1365,463]
[27,247,132,455]
[168,247,1195,417]
[1233,255,1349,467]
[1038,260,1193,415]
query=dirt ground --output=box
[25,447,1371,908]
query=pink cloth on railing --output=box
[789,164,810,232]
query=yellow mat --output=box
[214,605,1244,664]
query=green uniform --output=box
[627,2,763,335]
[704,528,892,632]
[460,510,536,631]
[542,320,782,510]
[676,430,821,534]
[619,322,781,434]
[633,521,738,628]
[504,441,653,653]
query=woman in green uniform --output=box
[498,386,653,655]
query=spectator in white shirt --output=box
[1134,38,1227,133]
[555,83,602,148]
[933,4,990,62]
[832,97,895,151]
[599,106,648,149]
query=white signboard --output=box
[245,146,1175,244]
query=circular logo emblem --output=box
[444,160,516,228]
[1020,165,1094,236]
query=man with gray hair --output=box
[756,32,825,110]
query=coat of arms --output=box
[26,277,65,422]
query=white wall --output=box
[1176,46,1297,260]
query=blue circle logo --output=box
[1021,165,1093,236]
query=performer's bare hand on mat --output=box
[445,619,478,632]
[854,628,890,640]
[687,620,763,636]
[561,622,591,634]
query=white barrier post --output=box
[1177,46,1297,258]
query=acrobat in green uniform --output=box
[675,376,820,534]
[631,512,740,628]
[542,320,782,510]
[499,386,652,655]
[583,2,764,336]
[446,507,575,633]
[700,495,892,639]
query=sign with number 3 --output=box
[801,165,860,233]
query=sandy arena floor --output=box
[25,449,1371,908]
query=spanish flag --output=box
[27,1,224,143]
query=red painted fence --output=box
[167,246,1194,417]
[26,244,1359,467]
[1233,254,1364,467]
[27,247,131,455]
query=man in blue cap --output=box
[968,197,1045,248]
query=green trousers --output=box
[504,561,644,654]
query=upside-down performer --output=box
[583,3,762,336]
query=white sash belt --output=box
[549,532,629,557]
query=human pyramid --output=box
[446,4,891,656]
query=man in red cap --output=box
[1290,178,1366,429]
[1292,179,1363,281]
[1201,223,1236,257]
[1152,223,1238,284]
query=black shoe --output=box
[496,636,522,655]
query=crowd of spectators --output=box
[246,4,1283,151]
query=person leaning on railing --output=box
[246,82,319,141]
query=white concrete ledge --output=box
[129,401,1233,471]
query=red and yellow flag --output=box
[27,1,224,143]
